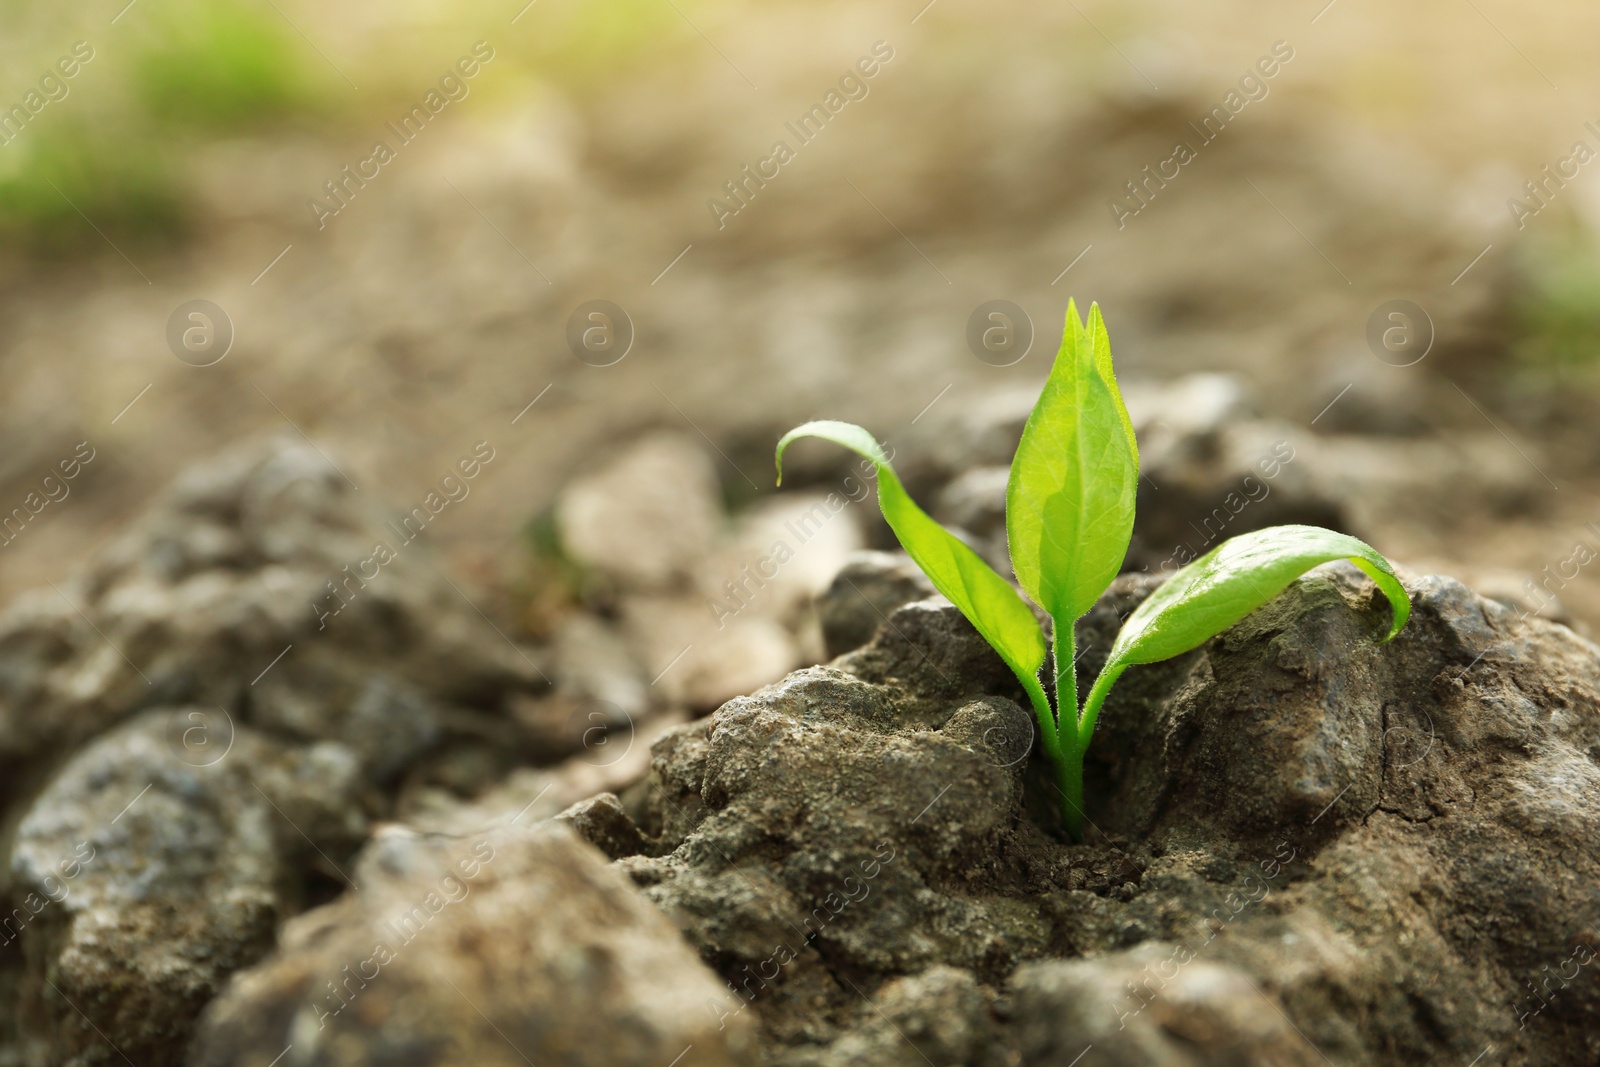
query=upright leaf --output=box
[1006,301,1139,623]
[1078,525,1411,744]
[776,420,1048,703]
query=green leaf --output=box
[776,420,1049,707]
[1111,525,1410,663]
[1079,524,1410,745]
[1006,301,1139,624]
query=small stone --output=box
[1012,952,1320,1066]
[1122,372,1250,450]
[550,611,650,717]
[190,824,754,1067]
[624,595,799,710]
[785,967,1000,1067]
[554,432,724,591]
[554,791,648,859]
[815,550,936,658]
[934,466,1010,539]
[11,710,367,1067]
[698,490,865,627]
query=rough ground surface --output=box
[600,563,1600,1065]
[11,713,368,1067]
[0,437,552,1066]
[188,824,754,1067]
[1,434,1598,1065]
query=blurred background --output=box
[4,0,1600,701]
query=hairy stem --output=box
[1021,672,1057,766]
[1053,620,1084,840]
[1078,663,1127,750]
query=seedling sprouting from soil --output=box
[776,301,1411,839]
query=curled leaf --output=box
[776,420,1049,721]
[1078,524,1410,743]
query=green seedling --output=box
[776,301,1410,839]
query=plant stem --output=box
[1078,663,1127,750]
[1021,672,1057,766]
[1053,620,1083,840]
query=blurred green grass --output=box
[1512,219,1600,387]
[129,3,319,128]
[0,0,324,250]
[0,0,703,252]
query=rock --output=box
[1303,358,1435,437]
[397,708,691,837]
[618,607,1058,1054]
[1125,418,1349,574]
[625,650,1047,1031]
[507,689,624,763]
[621,564,1600,1065]
[934,466,1010,540]
[700,491,866,627]
[1304,429,1546,534]
[505,611,649,760]
[547,477,861,721]
[189,824,755,1067]
[250,656,440,786]
[11,710,368,1067]
[2,431,1595,1066]
[1434,564,1574,628]
[1121,415,1546,575]
[1012,951,1323,1066]
[623,595,799,711]
[549,612,649,718]
[554,792,648,859]
[0,437,552,1065]
[0,435,544,822]
[632,719,718,852]
[833,596,1027,710]
[815,551,937,658]
[907,384,1037,475]
[1121,373,1251,448]
[554,433,725,591]
[592,489,868,710]
[775,966,1004,1067]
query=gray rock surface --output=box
[0,435,544,825]
[1011,951,1321,1066]
[11,712,368,1067]
[620,567,1600,1065]
[554,431,726,592]
[0,437,549,1067]
[189,824,754,1067]
[0,431,1596,1067]
[816,550,937,659]
[547,440,862,713]
[554,791,649,859]
[776,966,1005,1067]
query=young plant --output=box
[775,301,1411,839]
